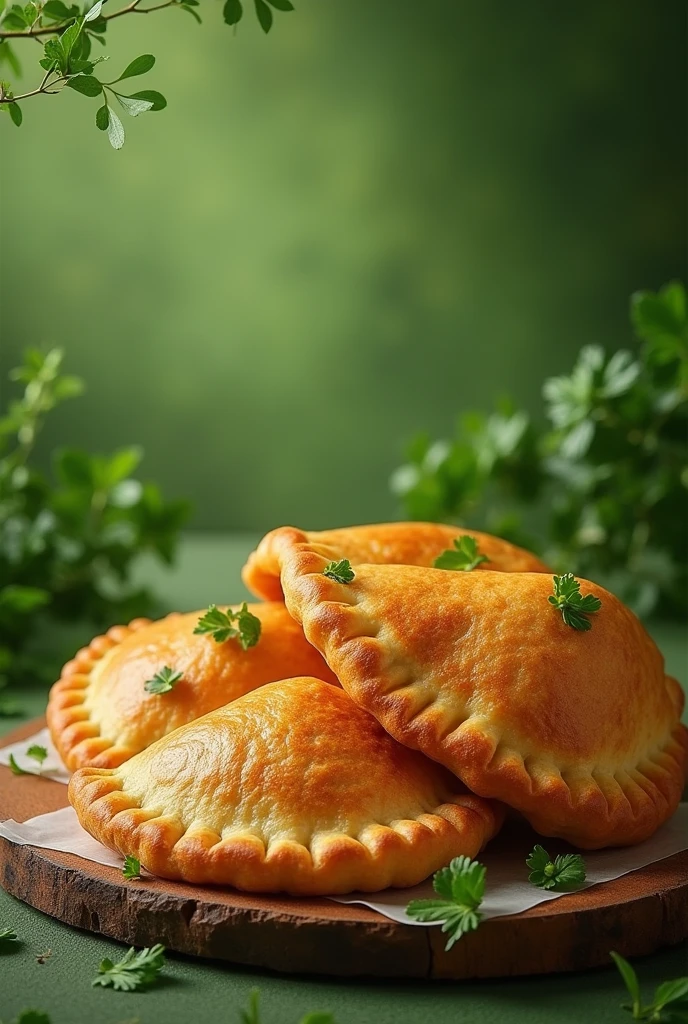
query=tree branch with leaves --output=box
[0,0,294,146]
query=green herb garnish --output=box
[611,951,688,1022]
[406,855,485,951]
[526,845,586,890]
[122,855,141,881]
[433,535,491,571]
[8,747,47,775]
[143,666,183,695]
[322,559,355,584]
[239,989,335,1024]
[548,573,601,631]
[0,927,20,950]
[92,943,165,992]
[26,745,48,766]
[7,1013,51,1024]
[194,603,261,649]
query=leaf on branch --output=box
[104,103,124,147]
[115,53,155,82]
[8,100,22,126]
[65,74,102,96]
[116,93,154,116]
[254,0,272,32]
[95,100,108,129]
[266,0,294,10]
[128,88,166,110]
[180,3,202,22]
[42,1,80,21]
[223,0,242,24]
[84,0,104,21]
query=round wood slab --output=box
[1,718,686,979]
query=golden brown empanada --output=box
[270,529,687,849]
[68,677,504,894]
[242,521,549,600]
[48,603,338,771]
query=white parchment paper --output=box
[1,729,687,927]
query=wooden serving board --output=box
[1,718,686,980]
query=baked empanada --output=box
[242,521,549,601]
[270,529,687,849]
[68,677,504,894]
[48,603,338,771]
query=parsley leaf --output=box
[143,665,183,695]
[433,535,491,571]
[9,1013,51,1024]
[526,845,586,890]
[406,855,486,950]
[8,753,29,775]
[122,855,141,880]
[92,943,165,991]
[0,927,20,950]
[193,603,262,649]
[548,573,601,631]
[26,744,48,766]
[240,990,335,1024]
[322,559,355,584]
[611,951,688,1022]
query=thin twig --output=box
[0,0,176,39]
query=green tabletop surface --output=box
[1,534,686,1024]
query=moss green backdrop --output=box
[1,0,685,531]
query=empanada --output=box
[243,521,549,601]
[48,603,338,771]
[270,529,687,849]
[68,677,504,894]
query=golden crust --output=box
[271,529,687,849]
[68,677,504,895]
[242,522,550,601]
[48,604,338,771]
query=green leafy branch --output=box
[0,347,190,696]
[392,281,688,620]
[0,0,295,145]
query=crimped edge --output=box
[68,766,504,895]
[46,618,154,771]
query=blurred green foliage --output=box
[1,0,685,532]
[392,283,688,619]
[0,349,189,701]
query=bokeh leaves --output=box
[392,282,688,619]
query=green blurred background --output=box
[1,0,686,531]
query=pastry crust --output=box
[69,677,504,895]
[242,522,549,601]
[48,603,338,771]
[270,528,687,849]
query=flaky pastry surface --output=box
[69,677,504,894]
[242,521,549,600]
[48,603,337,770]
[270,529,687,849]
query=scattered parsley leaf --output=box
[406,855,485,950]
[35,949,52,964]
[548,573,602,631]
[26,744,48,766]
[92,944,165,992]
[433,535,491,571]
[239,990,261,1024]
[8,753,29,775]
[0,927,20,950]
[611,951,688,1022]
[143,665,183,695]
[322,559,355,584]
[9,1013,51,1024]
[526,845,586,890]
[122,855,141,880]
[193,603,261,650]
